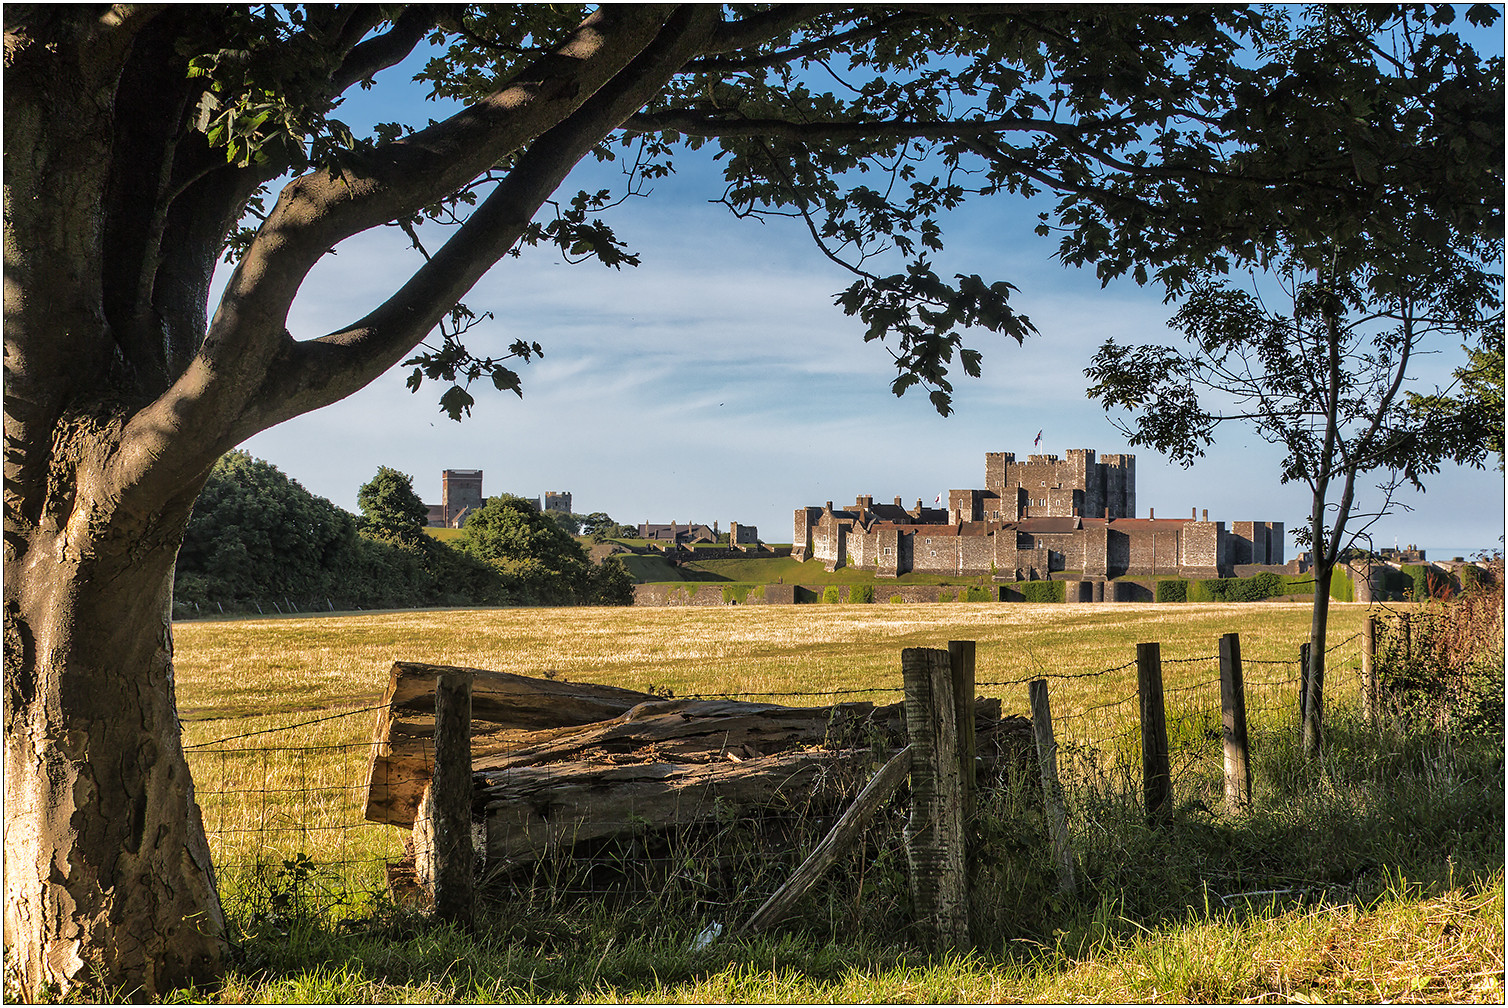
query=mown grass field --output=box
[169,601,1503,1004]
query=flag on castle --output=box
[934,493,943,504]
[1033,429,1043,446]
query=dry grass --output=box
[163,601,1501,1005]
[173,602,1370,914]
[174,601,1370,719]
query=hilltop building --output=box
[794,449,1283,580]
[424,469,573,528]
[427,469,484,528]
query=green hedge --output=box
[888,594,905,604]
[849,584,875,604]
[1018,580,1066,603]
[1400,564,1431,601]
[1155,579,1188,602]
[821,585,842,604]
[963,586,993,602]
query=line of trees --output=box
[173,453,632,612]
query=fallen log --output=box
[365,664,1030,895]
[364,662,661,827]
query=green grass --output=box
[162,602,1502,1004]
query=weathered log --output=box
[475,748,879,865]
[365,665,1031,882]
[364,662,661,827]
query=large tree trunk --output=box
[2,6,717,998]
[4,443,225,998]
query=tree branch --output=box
[330,6,442,94]
[624,108,1111,144]
[698,4,831,57]
[230,5,726,438]
[689,9,917,71]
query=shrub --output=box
[849,584,875,604]
[821,585,841,604]
[1155,579,1188,602]
[1376,559,1505,736]
[964,586,993,602]
[1018,580,1065,603]
[888,594,905,604]
[938,590,956,602]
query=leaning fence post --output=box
[1218,633,1251,811]
[901,647,969,949]
[1136,642,1171,826]
[1362,616,1377,722]
[430,668,475,929]
[1029,679,1076,896]
[947,640,978,827]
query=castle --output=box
[793,449,1283,580]
[425,469,571,528]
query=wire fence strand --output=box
[186,632,1365,918]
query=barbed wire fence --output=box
[182,631,1366,926]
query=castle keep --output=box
[793,449,1282,581]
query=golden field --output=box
[173,601,1371,896]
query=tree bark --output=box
[4,478,225,998]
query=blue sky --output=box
[231,27,1505,560]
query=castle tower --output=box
[985,452,1015,495]
[543,491,572,514]
[441,469,483,525]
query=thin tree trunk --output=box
[4,479,225,998]
[1303,562,1333,759]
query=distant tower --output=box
[441,469,483,526]
[543,491,572,514]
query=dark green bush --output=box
[1155,579,1188,602]
[821,585,841,604]
[849,584,875,604]
[1018,580,1065,603]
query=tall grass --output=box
[163,601,1501,1003]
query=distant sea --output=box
[1426,546,1501,561]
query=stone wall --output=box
[1180,521,1223,577]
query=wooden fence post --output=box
[1136,642,1171,826]
[1362,616,1377,722]
[1029,679,1076,896]
[430,669,475,929]
[1298,641,1311,725]
[1218,633,1251,811]
[901,647,970,950]
[948,640,978,826]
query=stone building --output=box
[424,470,574,528]
[793,449,1283,580]
[426,468,484,528]
[637,521,718,544]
